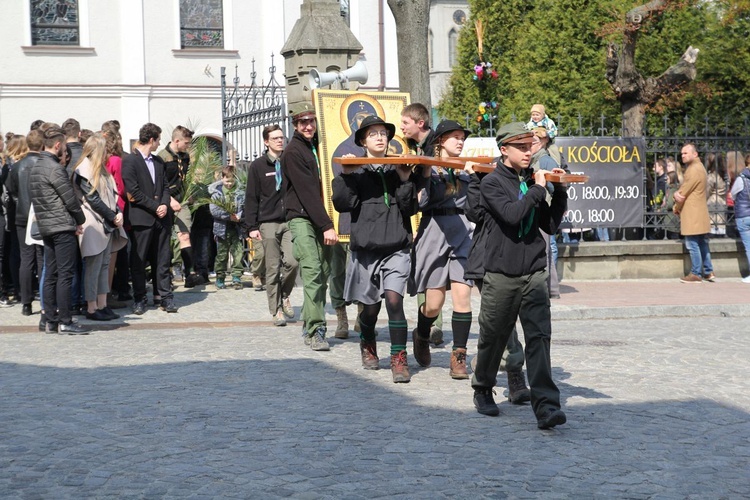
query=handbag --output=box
[29,206,42,240]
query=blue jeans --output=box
[735,217,750,275]
[550,235,558,266]
[684,234,713,276]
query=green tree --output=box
[439,0,749,136]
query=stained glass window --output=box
[30,0,80,46]
[180,0,224,49]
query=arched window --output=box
[448,28,458,68]
[30,0,79,45]
[180,0,224,48]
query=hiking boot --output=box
[390,350,411,383]
[704,272,716,282]
[273,310,287,327]
[450,348,469,379]
[184,273,203,288]
[310,328,330,351]
[215,278,226,290]
[360,340,379,370]
[537,408,567,430]
[252,274,265,291]
[680,273,702,283]
[281,296,294,318]
[302,328,311,346]
[334,306,349,339]
[473,388,500,416]
[232,278,243,290]
[507,370,531,404]
[429,325,444,346]
[412,328,431,367]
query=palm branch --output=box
[183,136,223,212]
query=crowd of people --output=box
[7,102,746,427]
[0,103,570,429]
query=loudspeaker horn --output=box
[338,60,368,86]
[309,68,339,89]
[308,60,369,90]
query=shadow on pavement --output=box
[1,356,748,497]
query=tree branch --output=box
[642,46,699,104]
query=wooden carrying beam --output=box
[333,155,588,182]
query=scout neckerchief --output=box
[367,162,390,207]
[267,151,283,192]
[518,174,535,238]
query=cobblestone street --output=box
[1,281,749,498]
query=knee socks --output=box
[451,311,472,349]
[389,320,408,355]
[180,247,194,275]
[417,308,437,340]
[358,315,377,343]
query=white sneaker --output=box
[742,276,750,284]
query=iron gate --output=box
[221,54,291,166]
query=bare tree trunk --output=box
[387,0,431,109]
[604,0,699,137]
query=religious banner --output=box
[556,137,645,228]
[312,89,411,242]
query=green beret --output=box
[496,122,534,146]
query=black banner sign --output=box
[556,137,645,228]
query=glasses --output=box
[366,130,389,139]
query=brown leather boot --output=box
[411,328,431,367]
[390,350,411,383]
[450,348,469,379]
[360,340,379,370]
[507,370,531,404]
[334,306,349,339]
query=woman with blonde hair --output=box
[410,120,475,379]
[73,133,126,321]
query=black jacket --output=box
[65,141,83,177]
[480,163,567,276]
[332,165,417,255]
[244,152,285,232]
[73,173,119,227]
[281,131,333,231]
[464,171,488,281]
[159,143,190,201]
[29,151,85,236]
[6,152,41,226]
[406,129,436,157]
[122,151,171,228]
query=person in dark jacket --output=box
[29,124,89,334]
[122,123,176,314]
[282,102,337,351]
[464,168,530,405]
[400,103,443,346]
[159,125,205,287]
[245,124,298,326]
[471,122,567,430]
[6,130,44,315]
[332,115,418,382]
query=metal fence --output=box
[465,112,750,239]
[220,55,290,166]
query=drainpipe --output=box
[378,0,385,91]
